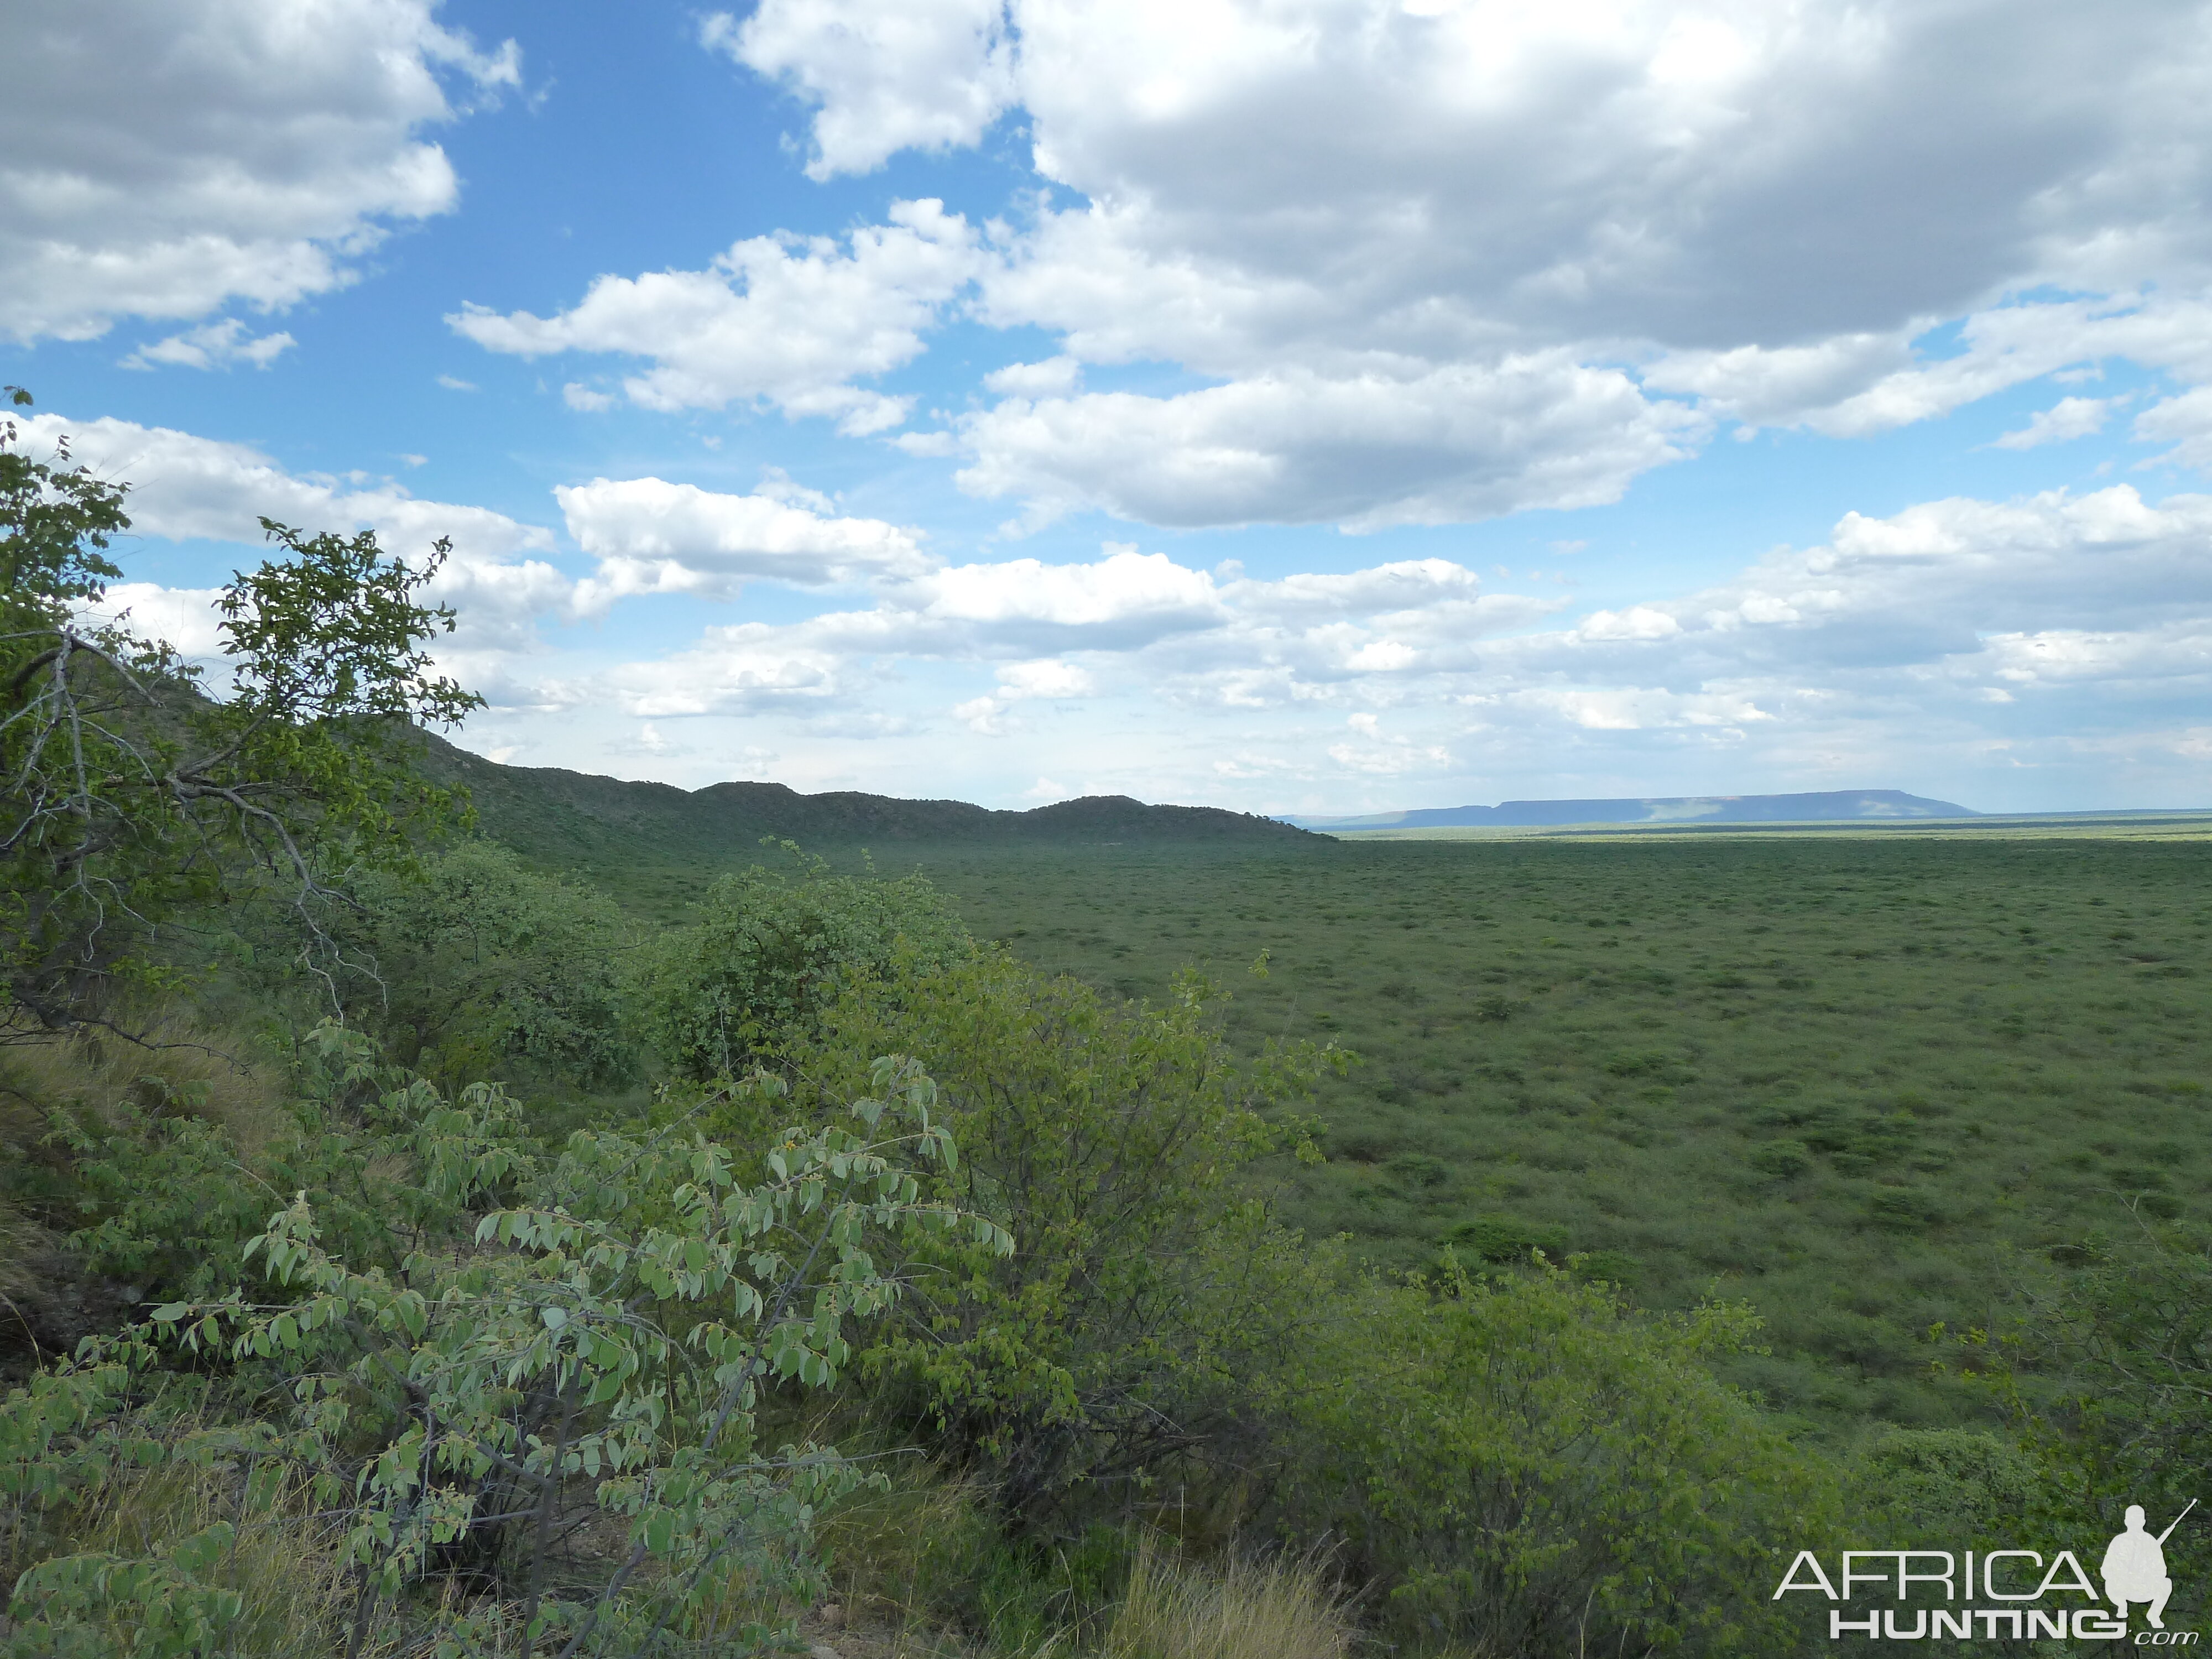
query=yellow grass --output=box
[1094,1542,1354,1659]
[0,1013,288,1155]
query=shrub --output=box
[628,848,971,1078]
[1,1035,1008,1656]
[343,841,634,1086]
[1750,1138,1813,1179]
[781,952,1334,1520]
[1261,1267,1844,1657]
[1441,1214,1569,1263]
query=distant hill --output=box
[1281,789,1978,831]
[406,729,1316,865]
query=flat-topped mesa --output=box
[1281,789,1979,831]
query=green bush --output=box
[1749,1138,1812,1179]
[1852,1427,2061,1549]
[781,952,1333,1520]
[343,840,633,1086]
[1261,1267,1844,1656]
[1978,1220,2212,1622]
[3,1031,1007,1656]
[629,848,971,1078]
[1442,1214,1569,1263]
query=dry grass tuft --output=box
[0,1200,50,1341]
[4,1455,361,1656]
[1096,1543,1354,1659]
[0,1015,288,1155]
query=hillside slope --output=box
[408,729,1316,863]
[1283,788,1976,830]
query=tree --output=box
[627,848,971,1078]
[342,841,635,1086]
[1,390,482,1036]
[1958,1218,2212,1624]
[1263,1265,1844,1656]
[781,952,1333,1521]
[2,1031,1010,1656]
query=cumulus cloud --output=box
[450,199,982,434]
[707,0,1014,179]
[951,357,1707,529]
[1578,606,1683,643]
[670,0,2212,527]
[952,656,1097,733]
[1220,559,1483,620]
[605,625,849,718]
[555,475,933,609]
[1993,395,2118,450]
[571,475,2212,808]
[2134,386,2212,471]
[906,546,1224,649]
[1328,713,1451,774]
[1646,293,2212,436]
[85,583,231,658]
[1478,486,2212,729]
[119,319,296,372]
[982,356,1082,397]
[997,658,1095,699]
[15,411,566,653]
[975,1,2212,348]
[4,0,518,343]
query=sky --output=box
[7,0,2212,816]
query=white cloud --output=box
[952,694,1008,733]
[909,546,1224,645]
[84,583,230,658]
[437,374,479,392]
[1578,606,1682,642]
[1327,714,1451,774]
[985,2,2212,348]
[254,458,2208,810]
[450,199,982,434]
[607,627,847,717]
[2134,386,2212,471]
[953,656,1097,732]
[119,319,295,372]
[562,383,616,412]
[1993,395,2117,450]
[687,0,2212,527]
[4,0,518,343]
[951,357,1706,529]
[709,0,1015,180]
[982,356,1082,397]
[1222,558,1481,620]
[1504,687,1771,731]
[15,411,566,653]
[997,658,1095,699]
[555,474,933,609]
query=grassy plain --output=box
[884,827,2212,1432]
[565,821,2211,1434]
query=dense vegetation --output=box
[4,408,2207,1653]
[887,835,2212,1431]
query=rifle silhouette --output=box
[2156,1499,2198,1546]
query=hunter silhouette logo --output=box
[2106,1501,2195,1631]
[1775,1498,2200,1642]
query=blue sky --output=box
[8,0,2212,814]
